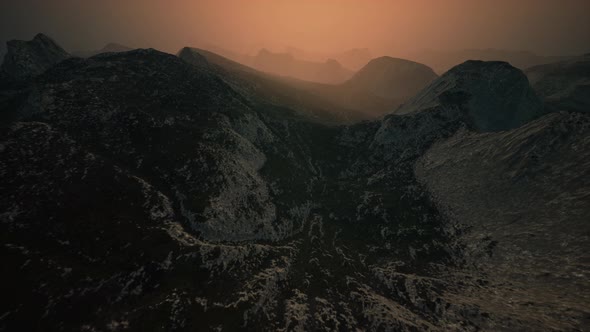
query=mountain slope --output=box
[415,111,590,330]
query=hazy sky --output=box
[1,0,589,56]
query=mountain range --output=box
[179,47,438,121]
[0,34,588,331]
[281,46,373,71]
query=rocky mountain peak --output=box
[177,47,210,69]
[396,60,544,131]
[344,56,438,100]
[1,33,70,81]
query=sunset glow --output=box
[1,0,589,56]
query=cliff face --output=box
[0,36,589,331]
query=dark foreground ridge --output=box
[0,35,589,331]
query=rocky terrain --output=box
[415,111,590,330]
[0,34,589,331]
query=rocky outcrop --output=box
[0,33,70,81]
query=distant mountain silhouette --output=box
[331,48,373,70]
[282,47,373,70]
[194,43,252,64]
[412,48,573,73]
[345,56,438,100]
[72,43,134,58]
[526,55,590,113]
[179,47,438,121]
[0,33,70,81]
[177,47,367,123]
[283,45,309,61]
[191,45,371,84]
[197,50,438,118]
[249,48,354,84]
[282,56,439,118]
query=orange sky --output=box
[1,0,589,56]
